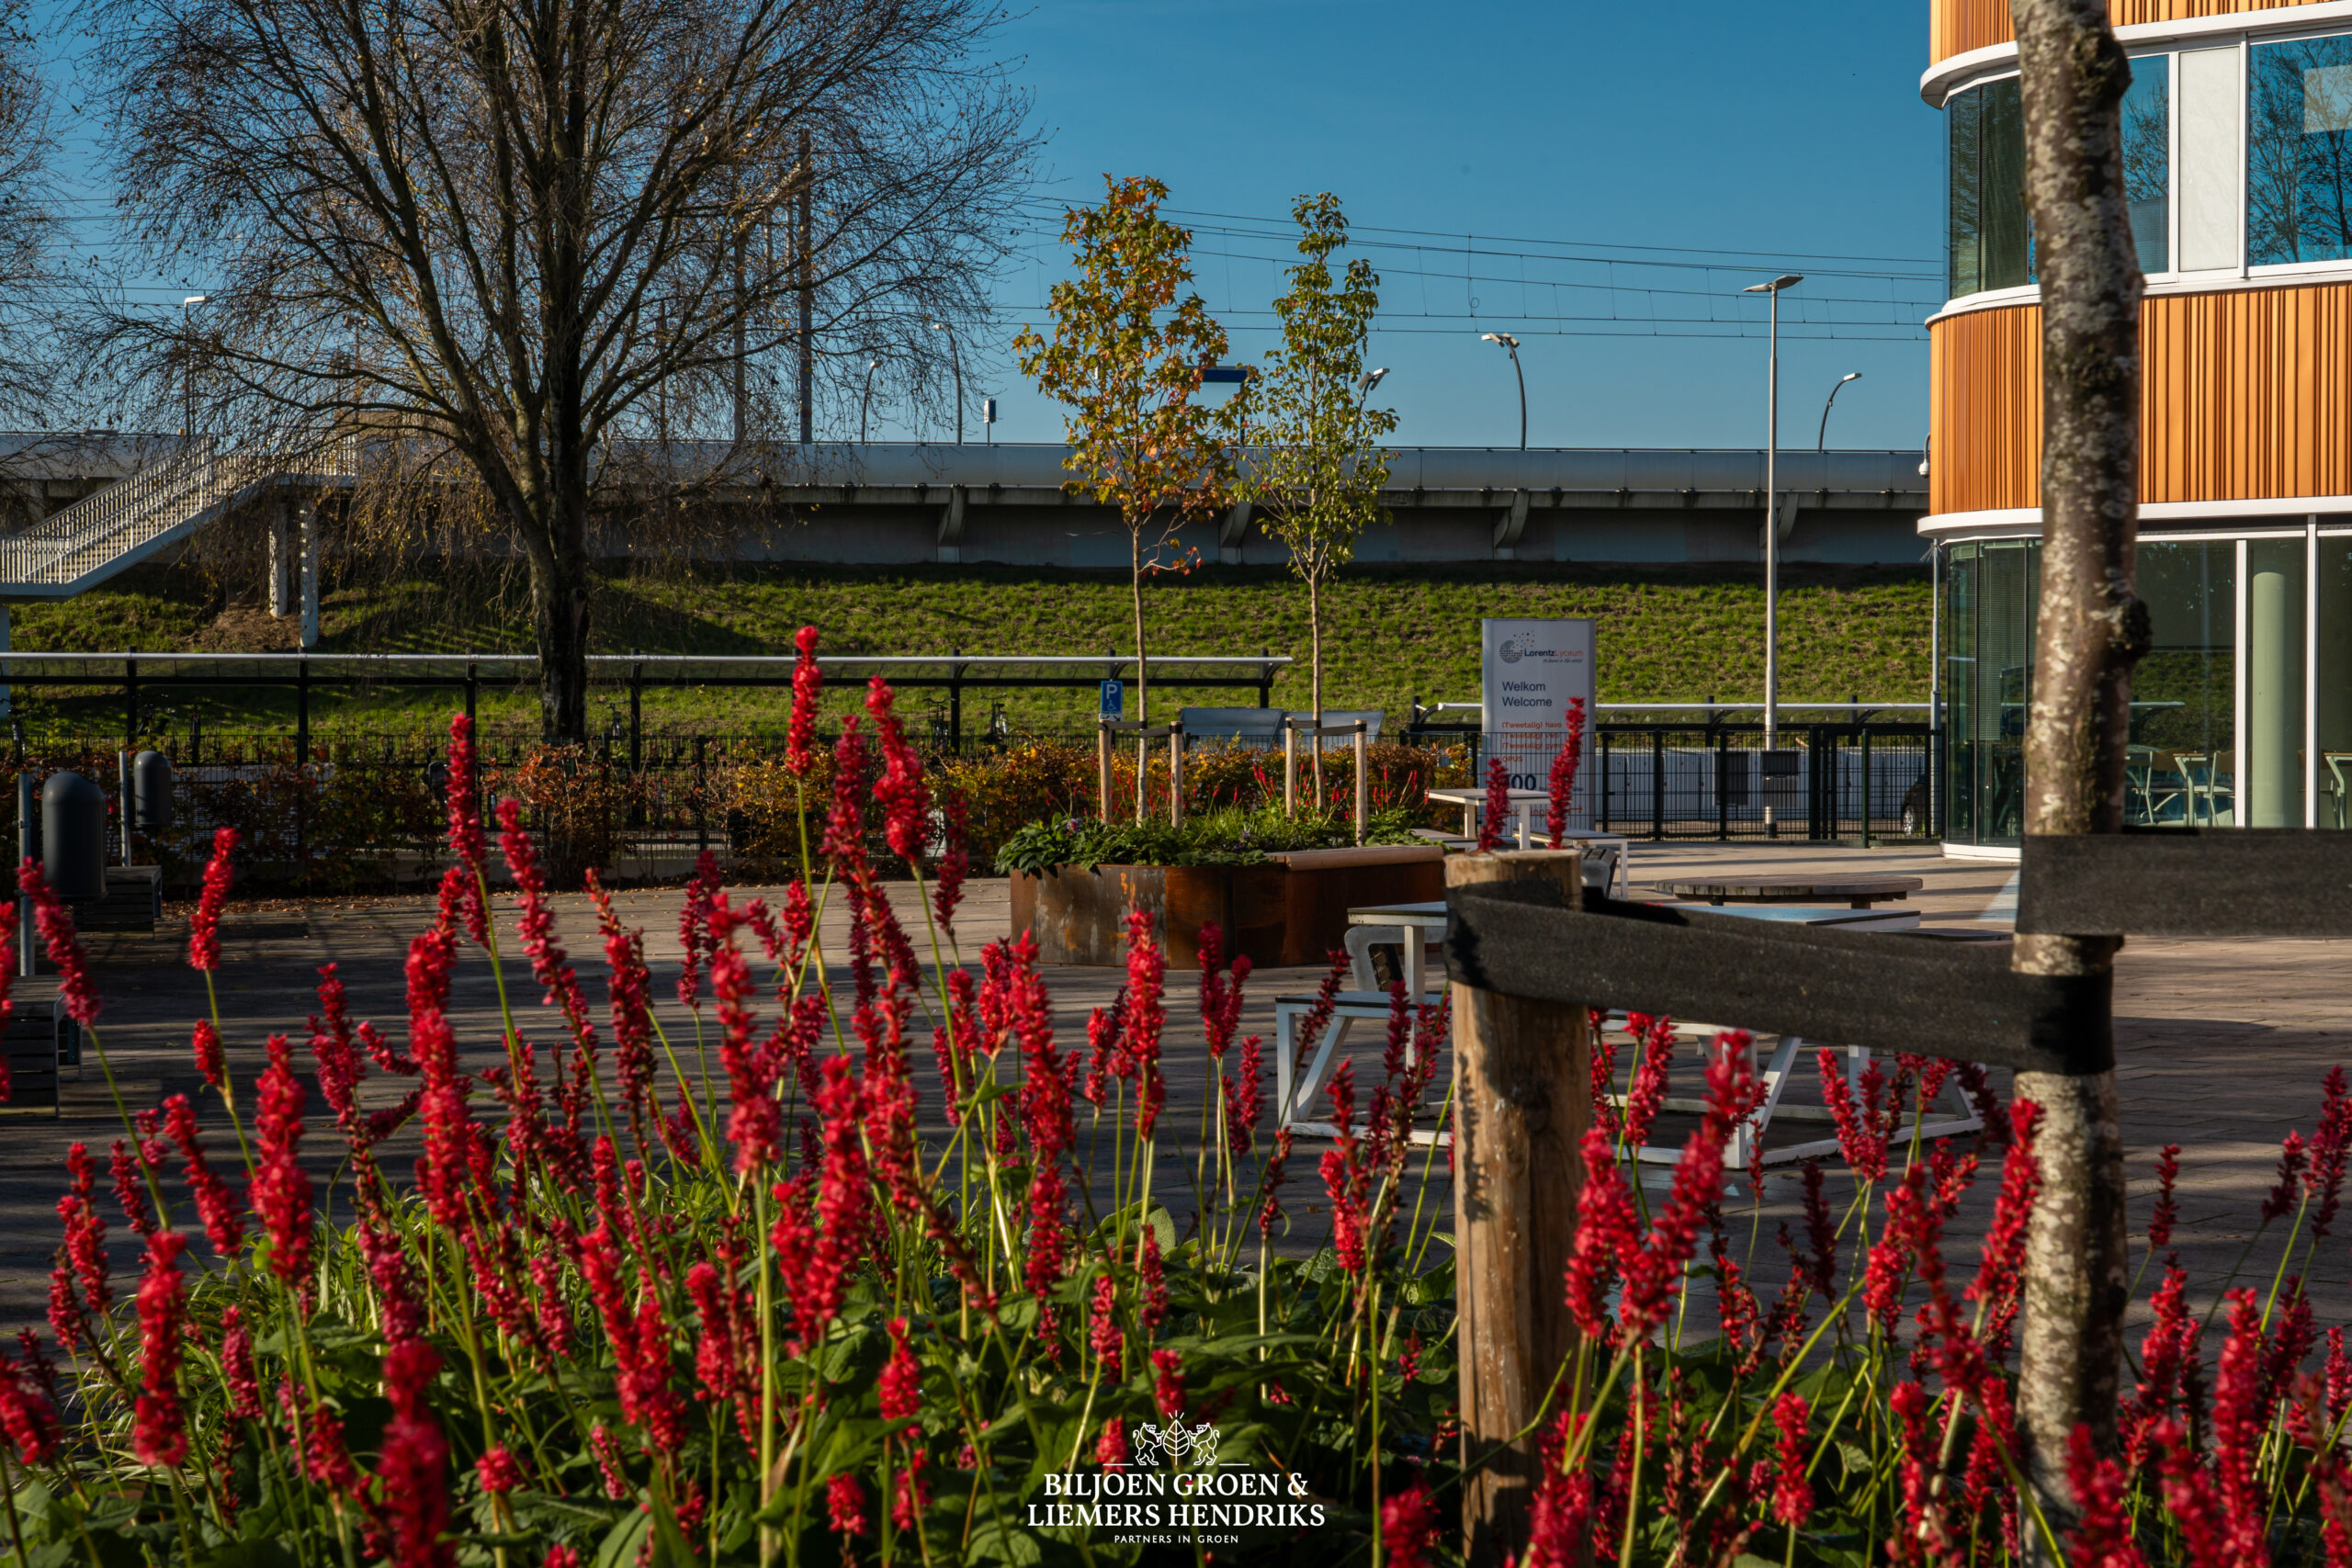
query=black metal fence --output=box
[1400,717,1939,844]
[1589,722,1936,843]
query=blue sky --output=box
[932,0,1945,452]
[41,0,1945,451]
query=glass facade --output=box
[2124,56,2172,272]
[1941,532,2352,846]
[2250,33,2352,265]
[1948,77,2030,297]
[1948,56,2170,296]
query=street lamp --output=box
[860,358,881,445]
[1356,367,1390,409]
[1817,371,1860,452]
[1740,273,1802,831]
[1478,333,1524,450]
[930,321,964,445]
[180,295,209,446]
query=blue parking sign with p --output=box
[1099,679,1124,717]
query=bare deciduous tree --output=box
[0,0,58,427]
[85,0,1034,738]
[2009,0,2147,1546]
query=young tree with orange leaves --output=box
[1015,175,1231,730]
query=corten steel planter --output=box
[1010,844,1445,968]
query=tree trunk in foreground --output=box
[2008,0,2149,1547]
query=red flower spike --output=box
[1621,1012,1674,1152]
[187,826,239,973]
[253,1034,314,1291]
[1770,1393,1812,1527]
[1817,1048,1891,1182]
[131,1229,189,1467]
[59,1142,108,1320]
[1964,1098,2042,1359]
[1562,1123,1637,1338]
[20,858,96,1026]
[189,1020,226,1092]
[2264,1128,2307,1223]
[110,1138,155,1238]
[2312,1068,2352,1240]
[1545,697,1588,849]
[826,1473,867,1536]
[476,1446,524,1495]
[1799,1160,1838,1298]
[442,716,488,945]
[1095,1419,1128,1470]
[1476,755,1511,852]
[220,1306,263,1421]
[1139,1225,1167,1339]
[879,1316,922,1432]
[1380,1478,1442,1568]
[1150,1348,1185,1417]
[1318,1061,1370,1275]
[865,676,931,863]
[1617,1032,1753,1346]
[1088,1275,1124,1377]
[785,626,823,779]
[497,797,599,1055]
[376,1338,454,1568]
[675,850,721,1011]
[1122,912,1168,1141]
[0,1339,58,1467]
[163,1094,245,1257]
[933,789,971,934]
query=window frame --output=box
[1939,50,2189,309]
[2240,22,2352,278]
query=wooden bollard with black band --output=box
[1446,850,1590,1566]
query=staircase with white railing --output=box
[0,440,351,596]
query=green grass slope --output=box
[9,560,1930,734]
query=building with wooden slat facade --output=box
[1923,0,2352,852]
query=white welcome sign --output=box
[1479,616,1597,825]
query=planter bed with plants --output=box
[995,807,1445,967]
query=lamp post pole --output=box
[1817,371,1861,451]
[1742,274,1803,834]
[931,322,964,445]
[1479,333,1524,450]
[860,358,880,445]
[180,294,209,446]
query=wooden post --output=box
[1133,733,1147,825]
[1283,721,1298,819]
[1352,720,1368,843]
[1449,850,1591,1566]
[1097,722,1113,826]
[1169,725,1183,829]
[2011,0,2144,1549]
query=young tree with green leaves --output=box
[1014,175,1230,730]
[1223,192,1395,802]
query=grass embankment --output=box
[8,560,1930,735]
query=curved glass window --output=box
[2250,32,2352,265]
[1948,58,2171,299]
[1948,78,2030,297]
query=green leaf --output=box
[593,1506,651,1568]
